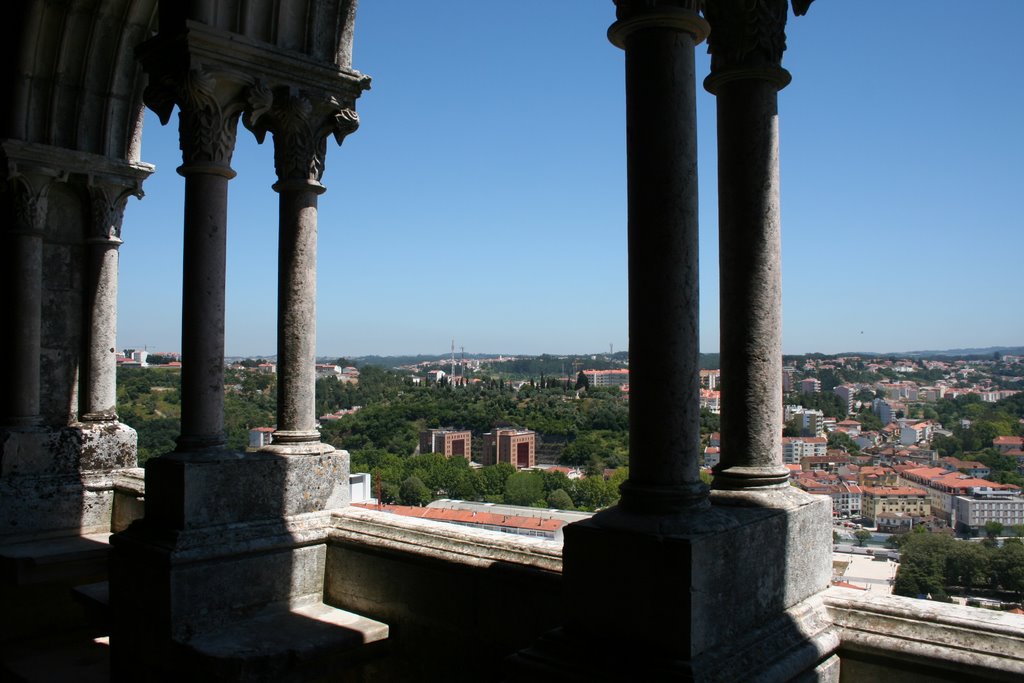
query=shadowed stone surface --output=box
[533,487,836,679]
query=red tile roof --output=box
[354,503,565,532]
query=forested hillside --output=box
[117,364,705,511]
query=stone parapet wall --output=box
[325,507,563,680]
[826,587,1024,682]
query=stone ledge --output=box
[72,580,111,630]
[0,532,110,585]
[329,506,563,574]
[508,595,839,683]
[179,601,388,681]
[825,587,1024,680]
[112,467,145,496]
[112,510,334,566]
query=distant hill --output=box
[901,346,1024,358]
[243,347,1020,369]
[337,352,722,371]
[833,346,1024,359]
[350,353,503,368]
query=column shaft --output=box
[82,237,122,420]
[176,170,231,450]
[7,228,44,424]
[274,181,323,442]
[714,80,789,487]
[611,8,708,512]
[244,86,361,454]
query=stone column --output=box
[2,175,49,426]
[509,4,837,678]
[609,0,709,513]
[705,0,801,490]
[143,68,247,452]
[80,184,136,422]
[246,87,360,454]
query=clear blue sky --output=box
[119,1,1024,358]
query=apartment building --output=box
[481,428,536,469]
[782,436,827,465]
[952,489,1024,536]
[861,486,931,523]
[419,428,472,460]
[583,368,630,387]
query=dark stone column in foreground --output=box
[611,0,709,516]
[2,171,48,427]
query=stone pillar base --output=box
[0,422,137,541]
[260,437,335,457]
[109,510,338,678]
[143,448,349,529]
[510,487,839,681]
[110,448,354,678]
[1,422,136,478]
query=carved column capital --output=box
[244,83,360,188]
[4,173,53,237]
[86,182,141,243]
[609,0,709,48]
[703,0,814,93]
[142,67,248,175]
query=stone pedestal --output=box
[0,423,137,542]
[110,449,351,678]
[511,489,839,681]
[143,449,349,529]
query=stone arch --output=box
[4,0,157,160]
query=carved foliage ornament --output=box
[704,0,814,72]
[143,68,242,165]
[88,183,141,241]
[5,176,49,235]
[244,82,360,183]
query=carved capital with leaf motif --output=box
[703,0,814,93]
[609,0,709,48]
[143,67,248,173]
[4,174,52,237]
[87,181,142,243]
[244,82,360,188]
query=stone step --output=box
[181,602,389,681]
[72,581,110,630]
[1,534,112,643]
[0,533,110,586]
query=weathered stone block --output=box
[110,511,345,679]
[545,487,836,680]
[144,449,349,529]
[0,423,136,478]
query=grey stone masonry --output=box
[1,141,148,545]
[110,11,374,680]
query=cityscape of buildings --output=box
[219,349,1024,542]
